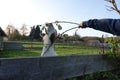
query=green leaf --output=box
[56,23,62,30]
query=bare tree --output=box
[20,24,28,36]
[6,24,15,39]
[105,0,120,14]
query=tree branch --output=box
[105,0,120,15]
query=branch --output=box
[105,0,120,15]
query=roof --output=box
[0,27,7,37]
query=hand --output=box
[78,22,83,28]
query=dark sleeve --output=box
[82,19,120,35]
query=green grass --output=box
[55,45,100,56]
[0,42,102,58]
[69,71,120,80]
[0,50,41,58]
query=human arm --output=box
[79,19,120,35]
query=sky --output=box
[0,0,120,37]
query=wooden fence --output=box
[0,55,115,80]
[0,42,23,50]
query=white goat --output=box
[41,23,57,56]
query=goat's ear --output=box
[45,23,50,27]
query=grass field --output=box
[0,42,102,58]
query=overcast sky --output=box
[0,0,120,37]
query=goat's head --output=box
[43,23,57,45]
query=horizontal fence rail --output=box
[0,55,114,80]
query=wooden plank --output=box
[0,55,114,80]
